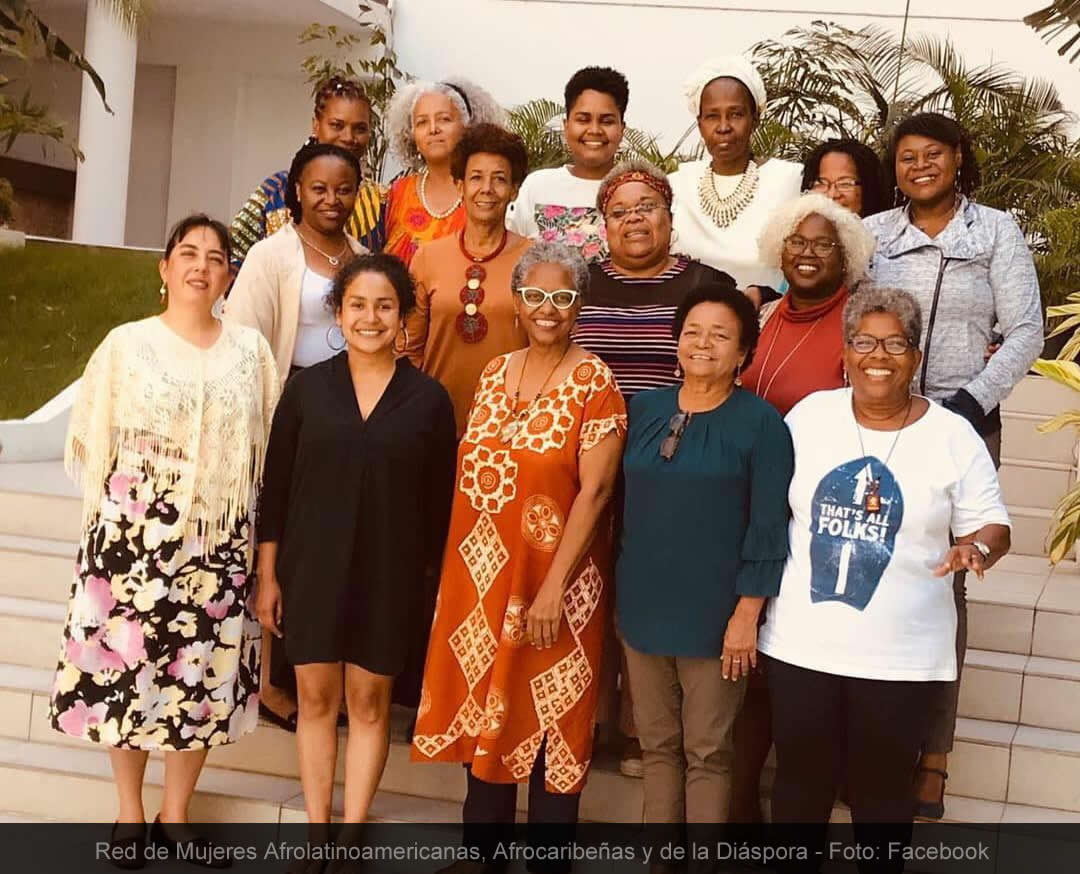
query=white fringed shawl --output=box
[65,317,280,555]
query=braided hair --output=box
[313,76,371,119]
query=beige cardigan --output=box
[224,222,368,384]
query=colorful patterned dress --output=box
[49,318,278,751]
[383,173,466,268]
[412,352,627,793]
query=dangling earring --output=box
[674,362,682,379]
[514,314,519,332]
[393,326,410,355]
[326,324,345,351]
[159,284,167,303]
[734,363,742,387]
[843,369,850,387]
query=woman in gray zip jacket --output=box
[863,111,1043,820]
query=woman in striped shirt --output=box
[575,160,735,400]
[573,160,733,780]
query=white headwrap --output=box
[683,55,767,118]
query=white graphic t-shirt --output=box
[506,166,607,262]
[758,388,1010,682]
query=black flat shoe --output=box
[149,816,232,869]
[914,766,948,820]
[107,822,146,870]
[259,701,299,733]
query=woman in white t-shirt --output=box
[669,56,802,301]
[758,286,1009,871]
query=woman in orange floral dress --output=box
[383,77,504,266]
[413,242,626,873]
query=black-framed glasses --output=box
[783,235,839,257]
[811,177,861,194]
[659,411,692,462]
[849,333,913,356]
[517,287,580,310]
[606,203,665,222]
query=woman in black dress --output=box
[255,253,457,849]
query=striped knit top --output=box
[574,257,735,398]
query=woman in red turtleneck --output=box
[730,192,877,823]
[741,193,876,415]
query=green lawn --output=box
[1,241,162,419]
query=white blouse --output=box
[292,268,338,368]
[669,157,802,290]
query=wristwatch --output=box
[971,540,991,559]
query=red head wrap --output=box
[599,169,673,215]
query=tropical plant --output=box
[1032,339,1080,562]
[300,3,408,182]
[1026,1,1080,63]
[0,0,149,222]
[505,98,703,175]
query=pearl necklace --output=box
[418,169,462,219]
[697,159,759,228]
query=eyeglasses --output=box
[605,203,665,223]
[783,235,839,257]
[811,177,861,194]
[849,334,913,356]
[517,287,580,310]
[659,411,692,462]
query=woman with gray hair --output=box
[413,242,626,872]
[758,285,1011,870]
[382,77,505,266]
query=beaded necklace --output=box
[697,159,759,228]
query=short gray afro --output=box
[511,242,590,301]
[842,284,923,347]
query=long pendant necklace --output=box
[500,345,571,443]
[456,230,509,343]
[697,159,759,228]
[296,228,348,267]
[418,168,462,219]
[852,395,913,513]
[754,315,825,402]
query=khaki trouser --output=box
[622,640,748,823]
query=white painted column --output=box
[71,2,137,246]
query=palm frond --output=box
[95,0,152,34]
[1026,1,1080,63]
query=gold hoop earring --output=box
[393,326,409,355]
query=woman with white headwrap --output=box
[669,56,802,303]
[382,77,505,266]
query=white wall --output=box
[394,0,1080,151]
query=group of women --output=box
[47,50,1043,874]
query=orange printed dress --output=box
[412,352,627,793]
[383,173,466,267]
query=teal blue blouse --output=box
[616,385,794,657]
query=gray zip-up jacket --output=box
[863,198,1043,413]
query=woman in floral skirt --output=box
[49,214,278,867]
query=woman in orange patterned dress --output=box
[383,77,504,266]
[413,242,626,873]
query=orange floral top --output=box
[411,352,627,793]
[383,173,466,267]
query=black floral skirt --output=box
[48,469,261,750]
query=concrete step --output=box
[0,461,81,541]
[0,533,76,603]
[998,459,1074,513]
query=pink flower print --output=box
[564,230,586,247]
[187,697,213,722]
[206,589,235,620]
[582,241,602,260]
[104,617,147,668]
[542,204,567,220]
[56,700,110,738]
[540,229,558,242]
[82,575,116,625]
[167,641,214,687]
[230,572,247,589]
[65,635,125,675]
[107,473,136,502]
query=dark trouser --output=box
[463,738,580,874]
[923,428,1000,755]
[767,655,941,874]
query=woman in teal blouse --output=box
[617,279,793,841]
